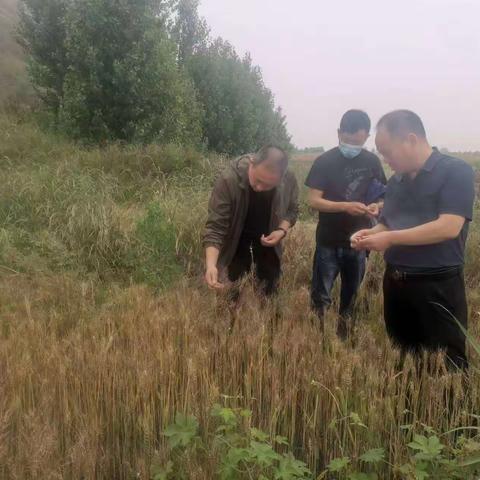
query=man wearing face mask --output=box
[306,110,387,339]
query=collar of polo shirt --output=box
[395,147,441,182]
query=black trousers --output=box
[228,240,281,297]
[383,266,468,370]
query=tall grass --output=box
[0,114,217,282]
[0,114,479,478]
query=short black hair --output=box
[339,110,371,134]
[253,145,289,173]
[377,110,427,139]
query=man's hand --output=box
[357,231,394,252]
[343,202,368,216]
[350,229,374,249]
[261,230,285,247]
[205,265,224,289]
[366,203,380,217]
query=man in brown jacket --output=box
[203,145,299,297]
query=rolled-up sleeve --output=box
[203,177,232,249]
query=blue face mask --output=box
[339,142,363,159]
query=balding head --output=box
[375,110,432,174]
[253,145,288,172]
[248,145,289,192]
[377,110,427,140]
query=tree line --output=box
[17,0,292,154]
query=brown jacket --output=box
[203,155,299,274]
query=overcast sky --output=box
[199,0,480,151]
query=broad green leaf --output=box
[328,457,350,472]
[275,435,290,446]
[250,440,281,467]
[163,413,199,449]
[219,447,251,480]
[408,434,444,459]
[151,460,173,480]
[222,446,251,468]
[211,405,238,427]
[414,469,429,480]
[398,463,429,480]
[360,448,385,464]
[275,453,311,479]
[251,428,270,442]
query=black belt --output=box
[386,264,462,282]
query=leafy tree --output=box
[18,0,70,118]
[18,0,203,144]
[60,0,203,144]
[171,0,209,65]
[18,0,292,151]
[188,38,292,155]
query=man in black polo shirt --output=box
[306,110,387,338]
[351,110,475,370]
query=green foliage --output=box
[321,425,480,480]
[156,409,480,480]
[18,0,203,144]
[397,432,477,480]
[61,0,203,144]
[171,0,209,65]
[359,448,385,464]
[17,0,292,152]
[188,39,292,155]
[18,0,70,115]
[134,202,182,287]
[151,461,173,480]
[163,413,200,449]
[327,457,351,472]
[153,405,312,480]
[0,114,200,285]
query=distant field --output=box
[292,153,318,162]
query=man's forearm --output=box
[310,197,349,213]
[206,246,220,268]
[277,220,291,232]
[389,215,464,247]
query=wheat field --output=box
[1,115,480,479]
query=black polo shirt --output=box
[379,150,475,270]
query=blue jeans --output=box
[311,245,366,325]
